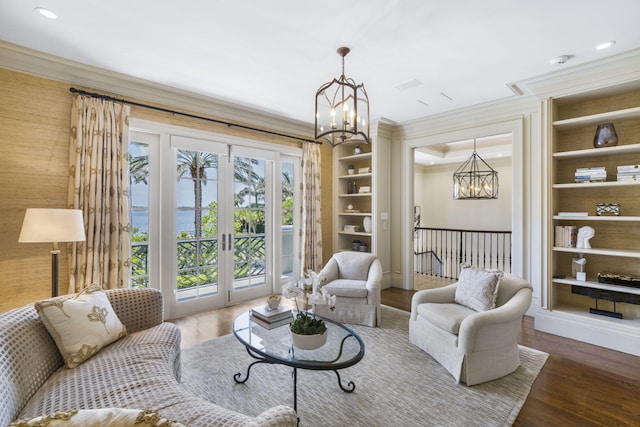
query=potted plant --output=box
[283,271,336,350]
[347,164,355,175]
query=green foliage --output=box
[289,311,327,335]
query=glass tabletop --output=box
[232,310,365,370]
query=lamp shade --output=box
[19,209,86,243]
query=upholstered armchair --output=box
[314,252,382,327]
[409,269,532,385]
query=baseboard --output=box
[535,309,640,357]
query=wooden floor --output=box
[170,288,640,427]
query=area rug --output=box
[181,305,548,426]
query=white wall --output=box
[414,157,512,230]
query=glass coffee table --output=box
[232,311,365,414]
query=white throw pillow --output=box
[35,283,127,368]
[9,408,186,427]
[454,266,502,312]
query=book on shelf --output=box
[554,225,577,248]
[558,212,588,217]
[617,174,640,181]
[616,165,640,181]
[250,305,292,323]
[575,167,606,183]
[249,313,294,330]
[617,165,640,172]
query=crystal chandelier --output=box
[315,47,370,147]
[453,139,499,199]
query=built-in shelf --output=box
[339,173,372,180]
[553,181,640,189]
[553,277,640,296]
[552,106,640,130]
[334,141,375,255]
[338,193,371,197]
[553,142,640,159]
[553,215,640,221]
[338,231,372,237]
[553,246,640,258]
[540,83,640,357]
[338,152,372,162]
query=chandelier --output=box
[315,47,370,146]
[453,139,499,199]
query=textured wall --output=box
[0,68,333,312]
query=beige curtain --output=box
[299,142,323,273]
[67,95,131,292]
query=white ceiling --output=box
[1,1,640,126]
[415,134,512,166]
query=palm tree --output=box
[176,150,217,238]
[130,145,218,238]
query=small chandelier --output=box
[315,47,370,147]
[453,139,499,199]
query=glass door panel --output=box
[169,135,228,316]
[280,159,296,282]
[175,149,221,302]
[227,147,275,303]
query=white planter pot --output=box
[291,330,328,350]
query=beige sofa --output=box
[0,288,297,426]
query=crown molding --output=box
[398,94,537,142]
[509,48,640,99]
[0,41,314,138]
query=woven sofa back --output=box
[0,288,165,425]
[0,303,63,426]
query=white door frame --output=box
[401,118,524,289]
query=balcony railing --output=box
[414,227,512,280]
[131,226,294,289]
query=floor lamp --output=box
[19,208,86,297]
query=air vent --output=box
[417,92,453,107]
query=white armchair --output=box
[314,252,382,327]
[409,272,532,385]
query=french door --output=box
[168,135,278,317]
[129,125,299,319]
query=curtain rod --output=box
[69,88,321,145]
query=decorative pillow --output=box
[35,283,127,368]
[454,266,503,312]
[9,408,186,427]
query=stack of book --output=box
[555,225,577,248]
[575,167,606,183]
[250,305,293,330]
[616,164,640,182]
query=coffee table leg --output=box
[333,370,356,393]
[233,359,265,384]
[292,367,298,413]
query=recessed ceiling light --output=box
[595,41,616,50]
[35,7,57,19]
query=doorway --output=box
[403,119,524,291]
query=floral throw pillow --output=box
[35,283,127,368]
[454,266,503,312]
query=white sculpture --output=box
[577,226,595,249]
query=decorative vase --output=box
[593,123,618,148]
[291,330,328,350]
[363,216,372,233]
